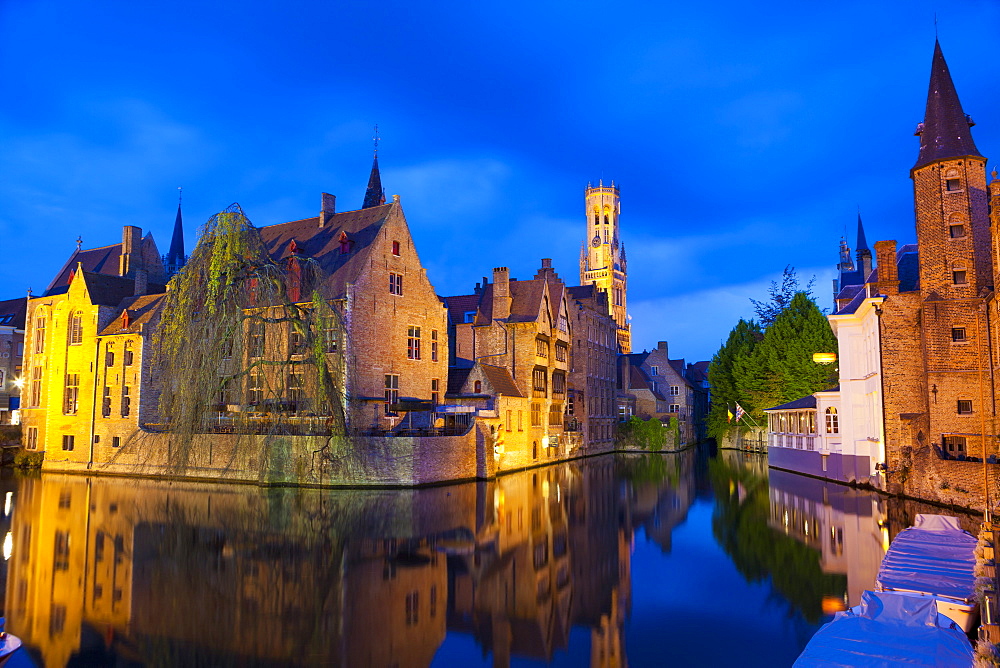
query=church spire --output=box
[164,187,186,277]
[913,40,982,170]
[855,212,872,281]
[362,125,386,209]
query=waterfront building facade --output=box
[0,297,26,425]
[566,284,618,453]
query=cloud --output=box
[628,265,836,362]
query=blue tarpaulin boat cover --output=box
[876,514,977,601]
[794,590,974,667]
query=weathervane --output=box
[373,124,380,156]
[178,186,182,206]
[76,236,82,251]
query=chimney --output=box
[657,341,668,356]
[534,258,561,282]
[493,267,511,320]
[874,240,899,295]
[320,193,336,227]
[134,268,148,296]
[119,226,142,277]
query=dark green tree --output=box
[734,291,838,423]
[749,265,816,327]
[706,319,763,439]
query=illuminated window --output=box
[825,407,839,434]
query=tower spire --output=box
[362,125,386,209]
[913,40,982,170]
[165,187,186,277]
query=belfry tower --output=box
[580,181,630,353]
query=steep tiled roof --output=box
[442,294,481,325]
[508,280,546,323]
[81,272,163,307]
[99,293,166,335]
[0,297,27,328]
[898,246,919,292]
[914,41,982,170]
[446,367,473,396]
[46,244,122,295]
[258,203,394,300]
[480,364,524,398]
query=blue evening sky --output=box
[2,1,999,361]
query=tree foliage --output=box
[749,265,816,328]
[708,288,837,439]
[144,204,349,472]
[706,319,763,439]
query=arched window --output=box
[68,311,83,345]
[33,309,47,354]
[825,407,839,434]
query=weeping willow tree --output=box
[150,203,350,473]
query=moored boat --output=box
[875,514,979,632]
[794,590,974,666]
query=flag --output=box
[726,406,734,423]
[735,403,746,422]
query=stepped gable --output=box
[0,297,27,328]
[480,364,524,398]
[45,243,122,295]
[99,293,167,335]
[258,202,394,300]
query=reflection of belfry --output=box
[579,181,630,353]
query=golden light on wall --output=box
[812,352,837,365]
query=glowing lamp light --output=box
[812,352,837,365]
[3,532,11,561]
[12,377,24,389]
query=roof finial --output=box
[178,186,182,206]
[373,124,380,156]
[934,13,938,40]
[76,236,82,251]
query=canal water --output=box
[0,446,979,667]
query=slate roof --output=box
[914,41,982,170]
[766,395,817,411]
[166,203,185,267]
[0,297,27,328]
[257,203,394,300]
[835,243,921,315]
[446,367,473,396]
[362,155,385,209]
[99,293,167,335]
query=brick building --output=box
[0,297,26,424]
[826,40,1000,506]
[617,341,709,446]
[566,284,618,453]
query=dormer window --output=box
[338,231,353,255]
[392,241,400,256]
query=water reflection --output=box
[4,449,976,667]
